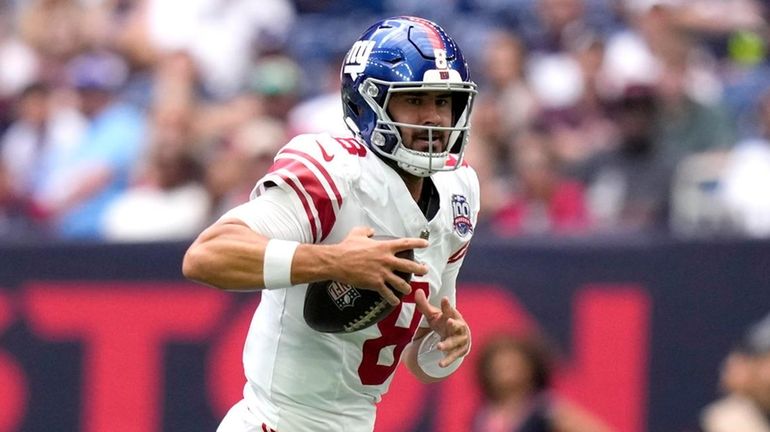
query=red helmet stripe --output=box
[405,16,444,50]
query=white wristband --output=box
[417,330,469,379]
[263,239,299,289]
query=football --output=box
[303,235,414,333]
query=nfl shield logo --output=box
[327,282,361,310]
[451,194,473,237]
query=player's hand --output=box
[333,227,428,305]
[414,289,471,367]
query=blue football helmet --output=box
[341,16,477,177]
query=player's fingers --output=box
[438,320,468,348]
[446,317,466,335]
[393,257,428,277]
[437,337,470,366]
[439,352,464,368]
[385,272,411,296]
[437,335,457,352]
[392,237,429,251]
[440,296,459,318]
[438,340,467,366]
[377,283,401,306]
[414,289,438,318]
[437,319,464,344]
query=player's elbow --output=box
[182,242,208,283]
[181,229,224,285]
[182,245,231,290]
[182,227,260,292]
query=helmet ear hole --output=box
[346,99,360,117]
[451,93,470,124]
[449,132,466,154]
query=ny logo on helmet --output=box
[344,40,375,80]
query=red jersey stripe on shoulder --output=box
[447,242,469,263]
[278,148,343,207]
[269,158,337,242]
[279,173,320,243]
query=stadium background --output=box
[1,0,770,431]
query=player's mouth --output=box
[412,133,445,153]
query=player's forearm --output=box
[183,221,272,290]
[290,242,342,286]
[183,220,340,291]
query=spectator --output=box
[700,312,770,432]
[610,1,734,158]
[491,131,588,236]
[139,0,296,99]
[0,7,39,109]
[102,144,208,242]
[152,51,263,154]
[720,89,770,238]
[474,30,537,156]
[656,61,735,161]
[467,30,536,220]
[472,333,612,432]
[101,97,208,242]
[17,0,85,84]
[32,50,147,240]
[523,0,590,54]
[528,49,615,171]
[287,56,348,135]
[0,82,87,235]
[578,84,676,232]
[205,116,286,218]
[247,55,302,121]
[1,83,53,197]
[0,156,39,241]
[548,32,617,170]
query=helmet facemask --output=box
[358,78,477,177]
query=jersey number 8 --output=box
[357,281,429,385]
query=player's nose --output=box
[419,99,443,125]
[423,111,441,126]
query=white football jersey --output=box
[223,132,479,431]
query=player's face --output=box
[388,91,453,153]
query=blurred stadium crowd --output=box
[1,0,769,243]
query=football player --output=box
[183,16,479,431]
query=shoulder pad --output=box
[254,133,361,242]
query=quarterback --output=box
[183,16,479,431]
